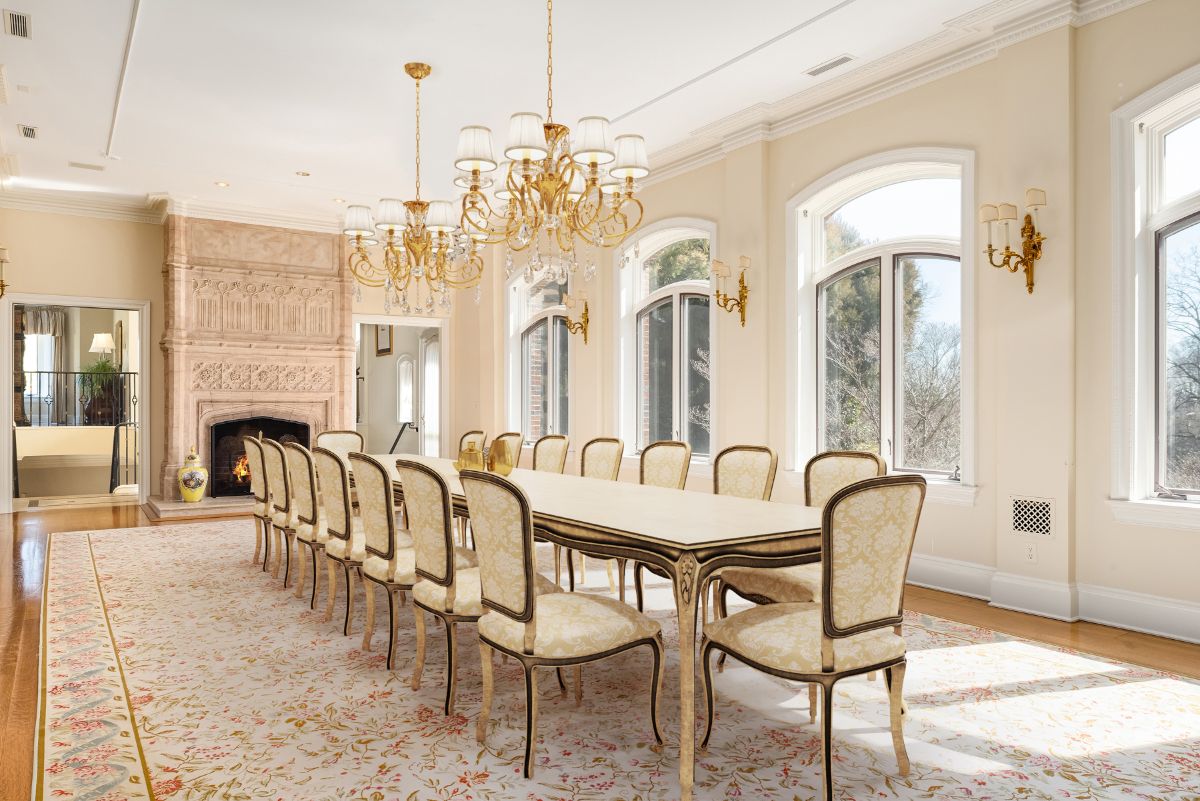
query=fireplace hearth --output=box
[209,417,310,498]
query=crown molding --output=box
[643,0,1151,187]
[0,185,163,224]
[152,195,341,233]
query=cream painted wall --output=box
[1074,0,1200,603]
[0,208,165,494]
[448,0,1200,616]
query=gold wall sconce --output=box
[979,188,1046,294]
[564,291,589,345]
[0,246,9,298]
[713,255,750,326]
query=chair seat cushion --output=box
[479,592,661,659]
[253,499,270,518]
[720,563,822,604]
[414,568,560,618]
[705,602,904,675]
[323,521,366,562]
[364,543,475,586]
[294,515,327,544]
[271,507,298,530]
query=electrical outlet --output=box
[1023,542,1038,563]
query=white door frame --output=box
[0,293,153,512]
[351,314,451,458]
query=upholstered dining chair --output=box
[458,430,487,454]
[314,446,364,637]
[532,434,569,473]
[700,474,926,801]
[261,439,297,587]
[493,431,524,466]
[461,470,665,779]
[350,453,419,666]
[399,459,542,715]
[632,440,693,611]
[314,429,364,463]
[242,435,271,570]
[285,442,326,609]
[564,437,625,591]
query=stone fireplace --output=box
[157,214,353,503]
[209,417,309,497]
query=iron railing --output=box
[20,370,138,428]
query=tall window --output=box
[509,274,569,440]
[805,169,965,477]
[395,356,414,424]
[1152,108,1200,496]
[620,225,713,456]
[420,335,440,457]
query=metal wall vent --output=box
[806,54,854,77]
[68,160,105,171]
[17,123,36,139]
[3,10,30,39]
[1010,495,1054,536]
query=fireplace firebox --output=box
[209,417,310,498]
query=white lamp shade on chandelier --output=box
[343,205,376,236]
[571,116,615,165]
[455,126,498,172]
[425,200,457,233]
[610,134,650,179]
[375,198,407,232]
[506,113,549,161]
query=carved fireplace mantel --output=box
[158,214,354,500]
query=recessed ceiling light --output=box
[214,180,229,188]
[296,170,310,177]
[333,197,346,203]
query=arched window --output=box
[1113,68,1200,506]
[507,273,569,440]
[790,154,972,483]
[618,222,714,456]
[395,355,415,424]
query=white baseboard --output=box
[989,572,1079,621]
[1078,583,1200,644]
[907,553,995,599]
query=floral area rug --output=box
[37,521,1200,800]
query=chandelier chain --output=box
[414,74,422,200]
[546,0,553,122]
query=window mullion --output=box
[881,251,896,466]
[673,291,683,441]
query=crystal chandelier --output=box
[453,0,650,287]
[342,63,483,314]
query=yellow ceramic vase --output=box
[177,446,209,503]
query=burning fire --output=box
[232,454,250,483]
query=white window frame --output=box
[395,355,415,425]
[614,218,718,458]
[505,272,571,441]
[786,147,977,500]
[1111,64,1200,526]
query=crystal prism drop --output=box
[354,282,363,302]
[585,260,596,282]
[516,223,531,246]
[474,286,482,304]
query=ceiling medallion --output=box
[453,0,650,288]
[341,62,484,314]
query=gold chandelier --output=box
[453,0,650,285]
[342,63,483,314]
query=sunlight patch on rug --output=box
[37,521,1200,801]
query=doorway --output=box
[7,299,147,509]
[354,319,445,457]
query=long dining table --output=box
[367,453,824,801]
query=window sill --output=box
[923,479,979,507]
[1108,498,1200,530]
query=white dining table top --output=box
[363,453,823,549]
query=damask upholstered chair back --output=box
[822,475,926,638]
[348,454,398,564]
[640,440,692,489]
[493,431,524,464]
[532,435,569,473]
[284,443,320,527]
[580,437,623,481]
[243,436,268,510]
[396,460,455,587]
[458,430,487,453]
[315,430,364,463]
[460,471,536,626]
[805,451,887,507]
[714,445,778,500]
[261,439,292,516]
[313,447,353,542]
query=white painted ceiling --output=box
[0,0,1044,225]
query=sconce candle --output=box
[564,291,590,345]
[713,256,750,326]
[979,189,1047,294]
[0,246,9,299]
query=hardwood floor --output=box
[2,506,1197,800]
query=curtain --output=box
[24,306,70,424]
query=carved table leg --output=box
[673,552,700,801]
